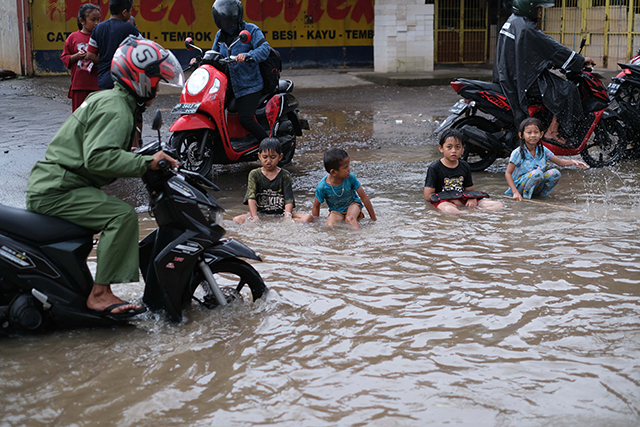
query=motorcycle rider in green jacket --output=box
[26,36,183,318]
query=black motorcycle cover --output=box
[493,13,585,136]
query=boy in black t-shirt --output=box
[424,129,504,214]
[234,138,313,224]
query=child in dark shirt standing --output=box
[87,0,139,90]
[234,138,313,224]
[312,148,377,229]
[61,4,100,111]
[424,129,503,214]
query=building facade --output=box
[2,0,639,75]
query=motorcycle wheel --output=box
[451,117,499,171]
[192,258,267,308]
[169,130,214,176]
[580,117,626,168]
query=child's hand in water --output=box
[512,192,523,201]
[571,159,590,169]
[466,198,478,208]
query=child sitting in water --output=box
[312,148,377,229]
[234,138,313,224]
[505,118,589,201]
[424,128,504,214]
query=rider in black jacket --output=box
[493,0,594,145]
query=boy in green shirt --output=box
[234,138,313,224]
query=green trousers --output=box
[27,186,140,285]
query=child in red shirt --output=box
[61,4,100,111]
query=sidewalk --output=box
[0,65,620,96]
[281,66,494,89]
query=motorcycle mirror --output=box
[239,30,251,44]
[152,109,163,130]
[580,37,586,50]
[152,109,163,144]
[185,37,194,50]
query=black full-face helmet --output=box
[512,0,555,21]
[212,0,243,32]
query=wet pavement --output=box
[1,70,639,427]
[0,70,461,208]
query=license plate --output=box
[449,101,468,115]
[171,102,201,115]
[607,83,620,97]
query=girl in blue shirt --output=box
[505,118,589,200]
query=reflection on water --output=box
[2,106,640,426]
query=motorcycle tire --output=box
[580,117,626,168]
[169,130,214,176]
[451,116,500,171]
[190,258,267,309]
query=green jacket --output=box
[27,83,154,195]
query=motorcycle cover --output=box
[493,13,585,136]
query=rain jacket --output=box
[493,13,586,136]
[26,83,154,285]
[213,21,270,98]
[27,83,152,193]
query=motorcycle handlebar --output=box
[157,159,170,170]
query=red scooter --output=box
[169,31,308,176]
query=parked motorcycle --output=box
[169,30,309,176]
[435,40,626,171]
[0,111,267,335]
[607,50,640,159]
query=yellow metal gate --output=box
[543,0,640,69]
[435,0,489,63]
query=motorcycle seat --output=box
[227,79,295,113]
[0,204,97,243]
[456,78,504,94]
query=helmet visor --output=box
[158,50,185,88]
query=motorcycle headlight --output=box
[187,68,210,96]
[198,203,223,225]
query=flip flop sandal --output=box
[89,302,147,320]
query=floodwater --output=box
[2,86,640,426]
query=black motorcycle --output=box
[435,39,626,171]
[607,61,640,159]
[0,111,267,335]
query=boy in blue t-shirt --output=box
[312,148,377,229]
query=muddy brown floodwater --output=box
[1,86,639,426]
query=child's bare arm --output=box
[505,163,522,201]
[284,203,293,219]
[550,156,589,169]
[247,199,259,221]
[312,198,321,217]
[357,187,376,221]
[424,186,435,202]
[86,50,99,65]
